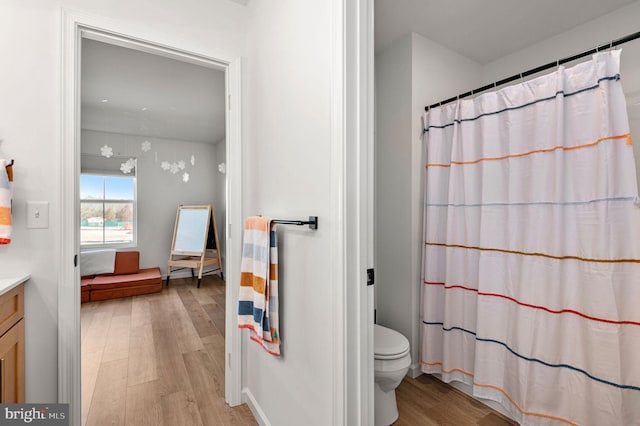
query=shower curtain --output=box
[421,51,640,425]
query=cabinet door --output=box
[0,319,25,403]
[0,285,24,337]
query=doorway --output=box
[79,37,228,424]
[60,13,243,425]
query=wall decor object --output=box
[100,144,113,158]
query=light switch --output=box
[26,201,49,229]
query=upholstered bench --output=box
[81,251,162,303]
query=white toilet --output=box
[374,324,411,426]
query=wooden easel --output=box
[166,204,223,288]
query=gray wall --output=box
[81,129,223,276]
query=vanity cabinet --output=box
[0,284,25,403]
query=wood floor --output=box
[81,275,256,426]
[396,374,518,425]
[82,274,516,425]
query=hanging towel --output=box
[0,160,12,245]
[238,216,280,357]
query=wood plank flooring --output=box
[396,374,518,425]
[83,275,516,425]
[81,275,256,426]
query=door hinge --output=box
[367,268,374,286]
[74,254,78,267]
[228,352,231,369]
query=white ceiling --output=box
[81,39,225,144]
[80,2,636,144]
[375,0,637,62]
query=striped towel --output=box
[238,216,280,357]
[0,160,12,245]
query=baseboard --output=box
[242,387,271,426]
[408,362,422,379]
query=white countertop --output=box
[0,273,30,296]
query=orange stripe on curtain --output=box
[426,133,631,168]
[421,360,578,425]
[425,242,640,263]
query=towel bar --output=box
[271,216,318,230]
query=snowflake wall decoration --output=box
[100,145,113,158]
[120,158,136,174]
[120,162,132,174]
[141,140,151,152]
[158,156,194,182]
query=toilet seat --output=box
[374,324,410,360]
[375,347,410,360]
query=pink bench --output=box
[81,251,162,303]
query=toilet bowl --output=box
[374,324,411,426]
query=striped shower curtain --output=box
[421,51,640,425]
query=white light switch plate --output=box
[26,201,49,229]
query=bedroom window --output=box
[80,173,136,247]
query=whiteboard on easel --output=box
[167,204,223,286]
[172,205,210,255]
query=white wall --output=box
[0,0,247,403]
[482,1,640,191]
[375,32,481,375]
[482,2,640,87]
[214,140,226,260]
[241,1,335,424]
[2,0,351,422]
[81,130,222,275]
[374,34,413,358]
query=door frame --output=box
[59,10,244,424]
[337,0,375,423]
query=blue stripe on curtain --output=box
[423,74,620,132]
[423,321,640,392]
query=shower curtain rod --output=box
[424,30,640,111]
